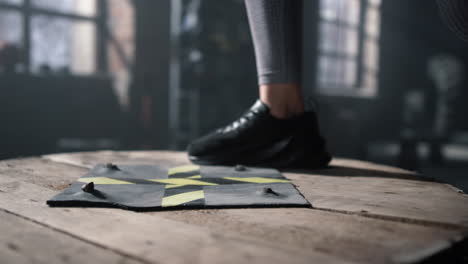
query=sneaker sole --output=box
[189,136,331,169]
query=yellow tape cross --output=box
[76,165,291,207]
[161,190,205,207]
[148,178,217,186]
[168,165,200,175]
[162,166,208,207]
[164,174,202,189]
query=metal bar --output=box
[96,0,108,73]
[22,0,31,73]
[186,0,201,142]
[168,0,182,149]
[356,0,369,88]
[303,0,320,96]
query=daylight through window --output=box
[318,0,381,96]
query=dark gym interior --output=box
[1,0,467,191]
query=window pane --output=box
[0,0,23,5]
[320,0,339,20]
[71,21,96,74]
[334,57,344,85]
[319,56,357,88]
[319,22,340,53]
[31,16,71,73]
[318,55,331,85]
[31,15,96,74]
[364,37,379,71]
[363,71,377,90]
[334,58,352,87]
[32,0,96,16]
[366,7,380,37]
[342,0,360,25]
[318,55,337,85]
[318,0,379,95]
[319,56,354,87]
[340,28,358,55]
[368,0,381,6]
[320,23,358,56]
[0,10,22,45]
[0,10,23,73]
[321,0,360,25]
[343,59,357,87]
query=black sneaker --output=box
[187,100,331,169]
[257,111,332,169]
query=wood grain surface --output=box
[0,151,466,264]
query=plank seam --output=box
[41,156,94,169]
[0,207,154,264]
[312,207,468,231]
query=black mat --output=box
[47,164,310,211]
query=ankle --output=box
[260,83,305,119]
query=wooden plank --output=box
[0,156,466,263]
[0,175,344,264]
[43,150,413,173]
[0,210,141,264]
[0,157,88,191]
[43,150,188,169]
[42,151,468,228]
[290,171,468,228]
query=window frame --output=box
[0,0,108,74]
[316,0,381,98]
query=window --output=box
[0,0,103,75]
[318,0,381,97]
[0,10,22,45]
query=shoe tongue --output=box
[250,99,270,114]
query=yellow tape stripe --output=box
[148,178,217,186]
[161,190,204,207]
[77,177,133,185]
[188,175,201,179]
[168,165,200,175]
[223,177,290,184]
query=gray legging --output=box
[245,0,303,85]
[245,0,468,86]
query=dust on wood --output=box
[0,210,142,264]
[0,151,466,264]
[43,151,468,228]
